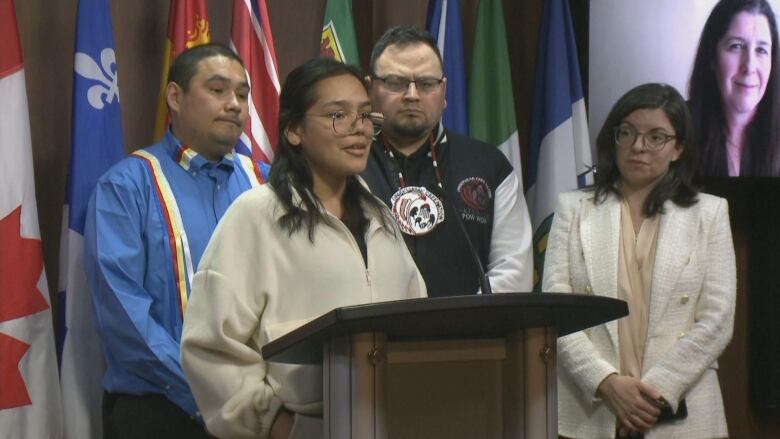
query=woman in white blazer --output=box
[543,83,736,439]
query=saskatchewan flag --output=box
[469,0,523,190]
[321,0,359,65]
[526,0,592,290]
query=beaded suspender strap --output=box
[132,150,194,318]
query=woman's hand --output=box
[269,408,294,439]
[597,374,662,434]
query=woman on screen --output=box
[179,58,426,439]
[544,83,736,438]
[689,0,780,176]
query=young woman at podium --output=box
[543,83,736,438]
[179,57,426,439]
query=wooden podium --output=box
[262,293,627,439]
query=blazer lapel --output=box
[581,194,621,349]
[647,201,698,330]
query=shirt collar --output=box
[379,126,448,160]
[164,128,235,173]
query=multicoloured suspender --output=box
[132,149,195,318]
[230,152,265,187]
[132,148,265,317]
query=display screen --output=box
[590,0,780,177]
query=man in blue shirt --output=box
[84,43,264,438]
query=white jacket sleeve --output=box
[486,172,534,293]
[542,192,618,401]
[181,195,282,439]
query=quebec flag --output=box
[526,0,592,290]
[57,0,124,437]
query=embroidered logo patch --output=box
[457,177,492,211]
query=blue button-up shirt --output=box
[83,130,259,418]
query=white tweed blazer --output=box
[543,190,736,439]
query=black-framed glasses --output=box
[614,124,676,151]
[306,110,383,136]
[372,75,444,94]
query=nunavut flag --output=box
[152,0,211,141]
[0,0,64,437]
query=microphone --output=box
[430,185,493,295]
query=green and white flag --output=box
[468,0,523,190]
[320,0,359,65]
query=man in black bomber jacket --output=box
[361,25,533,297]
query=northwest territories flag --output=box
[0,0,63,437]
[57,0,124,437]
[526,0,592,289]
[231,0,280,172]
[427,0,468,135]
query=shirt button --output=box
[585,285,593,294]
[680,295,689,305]
[165,385,171,390]
[216,184,221,190]
[192,172,197,177]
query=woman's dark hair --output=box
[593,83,698,215]
[269,57,391,240]
[689,0,780,176]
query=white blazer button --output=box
[680,295,689,304]
[678,332,686,339]
[585,285,593,294]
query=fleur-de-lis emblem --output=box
[74,48,119,110]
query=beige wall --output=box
[11,0,776,437]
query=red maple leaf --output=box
[0,332,31,409]
[0,205,48,410]
[0,205,49,323]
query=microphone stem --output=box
[445,190,493,294]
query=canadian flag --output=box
[0,0,64,437]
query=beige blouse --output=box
[617,200,660,378]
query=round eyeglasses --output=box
[306,111,383,137]
[614,124,676,151]
[372,75,444,94]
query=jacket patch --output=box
[457,177,492,212]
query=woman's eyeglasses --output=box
[306,111,383,137]
[614,124,676,151]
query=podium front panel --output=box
[324,328,558,439]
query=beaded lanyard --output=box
[381,132,444,189]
